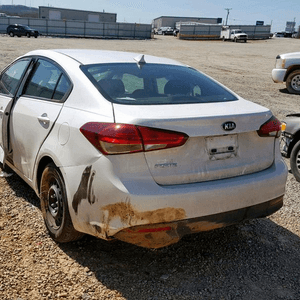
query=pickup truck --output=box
[220,27,248,42]
[272,52,300,94]
[281,114,300,181]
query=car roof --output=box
[24,49,185,66]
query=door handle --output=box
[38,113,50,128]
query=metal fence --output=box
[0,17,152,39]
[178,24,221,39]
[228,25,271,39]
[177,23,271,40]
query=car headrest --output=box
[164,80,191,95]
[98,79,125,98]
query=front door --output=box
[0,58,31,162]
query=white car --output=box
[0,49,287,248]
[272,52,300,94]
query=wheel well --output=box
[288,131,300,157]
[284,66,300,81]
[36,156,56,193]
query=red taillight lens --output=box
[137,126,188,151]
[80,122,188,155]
[80,123,143,155]
[257,116,281,138]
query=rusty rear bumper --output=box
[114,195,283,249]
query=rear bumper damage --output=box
[62,147,287,248]
[114,196,283,248]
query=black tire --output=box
[26,33,30,38]
[290,140,300,182]
[9,31,14,37]
[244,39,247,43]
[234,37,237,42]
[40,163,84,242]
[222,36,225,41]
[34,35,38,38]
[286,70,300,94]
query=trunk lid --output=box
[113,99,275,185]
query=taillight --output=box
[80,122,188,155]
[138,126,188,151]
[257,116,281,138]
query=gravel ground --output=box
[0,35,300,300]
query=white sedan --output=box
[0,49,287,248]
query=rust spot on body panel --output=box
[185,221,225,232]
[101,201,186,226]
[115,228,181,248]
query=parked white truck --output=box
[221,26,248,42]
[272,52,300,94]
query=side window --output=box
[0,59,30,96]
[24,59,69,101]
[53,74,71,100]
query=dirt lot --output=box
[0,35,300,300]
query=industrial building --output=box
[38,6,116,23]
[152,16,222,30]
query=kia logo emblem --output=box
[222,121,236,131]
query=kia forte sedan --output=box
[0,49,287,248]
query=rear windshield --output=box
[81,63,238,105]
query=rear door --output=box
[9,58,71,180]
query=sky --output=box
[0,0,298,32]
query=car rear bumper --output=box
[272,68,287,83]
[62,151,287,247]
[114,195,283,248]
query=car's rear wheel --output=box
[290,140,300,182]
[286,70,300,94]
[9,31,14,37]
[26,33,30,38]
[40,163,84,242]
